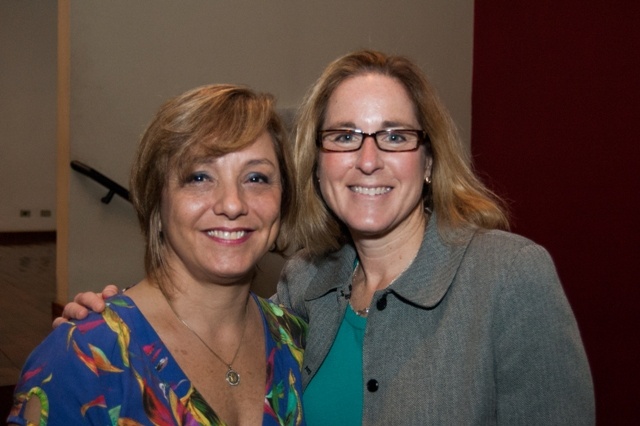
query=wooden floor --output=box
[0,233,55,420]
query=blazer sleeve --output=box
[493,243,595,425]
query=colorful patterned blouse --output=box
[8,293,307,425]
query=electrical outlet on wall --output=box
[40,209,52,217]
[20,209,31,218]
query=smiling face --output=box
[160,131,282,285]
[317,73,432,240]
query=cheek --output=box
[315,159,335,204]
[316,155,327,181]
[160,192,206,231]
[317,154,352,187]
[317,153,339,180]
[159,195,172,228]
[399,153,429,180]
[253,191,282,226]
[270,217,282,237]
[272,194,283,225]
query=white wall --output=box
[0,1,57,231]
[55,0,474,299]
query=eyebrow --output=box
[193,157,276,167]
[324,120,418,129]
[245,158,277,168]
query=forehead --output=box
[210,131,278,163]
[325,74,418,127]
[173,131,280,175]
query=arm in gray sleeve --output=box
[494,243,595,425]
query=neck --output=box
[168,284,251,326]
[131,277,252,331]
[352,211,428,292]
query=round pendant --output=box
[226,368,240,386]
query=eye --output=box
[380,131,408,143]
[185,172,210,184]
[335,132,353,142]
[325,130,357,143]
[247,172,270,184]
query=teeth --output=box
[350,186,391,195]
[206,230,246,240]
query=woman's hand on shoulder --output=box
[52,284,121,328]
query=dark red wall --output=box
[472,2,640,424]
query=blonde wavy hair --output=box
[130,84,295,294]
[294,50,509,256]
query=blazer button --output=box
[376,296,387,311]
[366,379,379,392]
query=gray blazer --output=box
[275,215,594,425]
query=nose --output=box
[212,184,248,219]
[355,135,384,174]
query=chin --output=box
[348,222,393,237]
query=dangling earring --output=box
[423,176,433,214]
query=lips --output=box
[205,230,248,241]
[349,186,392,196]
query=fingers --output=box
[52,314,72,329]
[101,284,120,299]
[64,301,90,319]
[51,286,120,329]
[73,291,108,313]
[51,301,89,329]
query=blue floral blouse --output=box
[8,293,307,425]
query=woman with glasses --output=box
[55,50,594,425]
[278,50,593,425]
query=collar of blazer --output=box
[303,213,476,309]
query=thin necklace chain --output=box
[162,291,250,386]
[349,263,370,316]
[349,254,416,317]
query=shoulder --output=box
[460,229,567,313]
[276,245,356,317]
[282,245,356,290]
[469,228,538,250]
[66,294,136,356]
[49,294,136,367]
[465,228,555,268]
[10,295,149,424]
[280,249,319,284]
[48,295,133,351]
[283,245,355,279]
[13,295,134,398]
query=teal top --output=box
[303,305,366,425]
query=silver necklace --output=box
[349,263,370,317]
[163,292,249,386]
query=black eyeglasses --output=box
[317,129,428,152]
